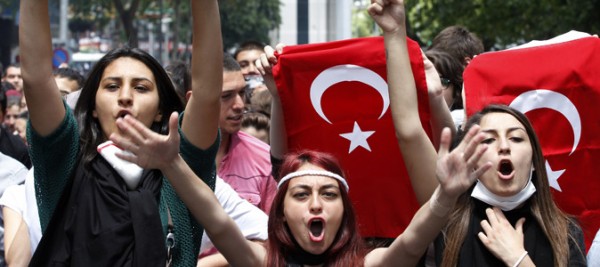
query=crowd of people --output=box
[0,0,596,266]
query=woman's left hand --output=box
[110,112,180,170]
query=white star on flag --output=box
[339,122,375,153]
[545,160,565,192]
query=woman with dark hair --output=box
[73,47,185,164]
[437,105,586,267]
[374,1,587,266]
[19,0,222,265]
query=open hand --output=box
[478,207,528,265]
[109,112,180,170]
[436,126,491,199]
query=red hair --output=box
[266,150,366,267]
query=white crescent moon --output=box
[310,64,389,124]
[509,89,581,155]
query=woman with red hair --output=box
[264,150,366,266]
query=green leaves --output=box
[219,0,281,50]
[405,0,600,50]
[66,0,281,52]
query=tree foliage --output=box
[352,6,378,38]
[65,0,281,56]
[219,0,281,51]
[69,0,150,47]
[405,0,600,50]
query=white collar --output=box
[471,171,536,211]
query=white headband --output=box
[277,170,349,192]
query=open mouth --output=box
[308,219,325,242]
[117,110,132,119]
[498,160,515,178]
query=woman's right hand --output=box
[436,126,491,199]
[478,208,529,266]
[110,112,181,171]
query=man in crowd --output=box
[216,54,276,213]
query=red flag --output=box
[464,35,600,249]
[272,37,431,238]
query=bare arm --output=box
[182,0,223,149]
[368,0,436,205]
[424,53,456,149]
[3,207,31,266]
[197,241,266,267]
[110,114,266,266]
[197,253,230,267]
[19,0,65,136]
[257,44,288,160]
[162,154,265,267]
[365,126,491,267]
[365,1,492,265]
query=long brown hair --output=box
[266,150,366,267]
[441,104,581,267]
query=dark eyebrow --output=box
[101,77,120,83]
[289,183,340,191]
[132,77,154,84]
[320,184,340,191]
[101,77,155,86]
[289,184,312,191]
[481,127,526,134]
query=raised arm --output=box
[365,1,492,265]
[256,45,287,160]
[110,113,266,266]
[181,0,223,149]
[368,0,437,205]
[19,0,65,136]
[424,53,456,149]
[365,125,491,266]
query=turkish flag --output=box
[463,34,600,249]
[272,37,431,238]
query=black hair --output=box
[429,25,484,65]
[2,62,21,78]
[165,61,191,103]
[0,84,6,114]
[223,53,242,72]
[53,67,86,90]
[425,49,464,110]
[74,47,184,164]
[233,40,265,60]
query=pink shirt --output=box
[218,131,276,213]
